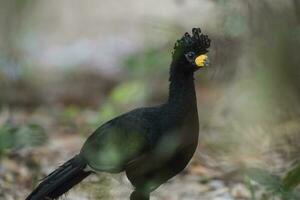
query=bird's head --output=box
[172,28,211,72]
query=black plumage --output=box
[26,28,211,200]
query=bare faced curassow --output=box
[26,27,211,200]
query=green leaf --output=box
[282,161,300,190]
[246,167,282,192]
[0,125,16,151]
[246,167,300,200]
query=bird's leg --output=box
[130,190,149,200]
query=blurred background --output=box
[0,0,299,199]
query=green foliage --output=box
[247,168,283,193]
[0,123,47,156]
[0,125,15,151]
[246,167,300,200]
[283,161,300,190]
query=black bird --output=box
[26,28,211,200]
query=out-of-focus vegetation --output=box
[0,122,46,155]
[0,0,300,199]
[245,166,300,200]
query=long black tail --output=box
[26,155,92,200]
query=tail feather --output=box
[26,155,91,200]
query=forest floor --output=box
[1,135,253,200]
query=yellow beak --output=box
[195,55,209,67]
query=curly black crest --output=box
[173,28,211,56]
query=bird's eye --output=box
[185,52,195,62]
[186,52,195,59]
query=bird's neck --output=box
[167,62,197,109]
[166,61,199,142]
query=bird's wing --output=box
[80,111,154,172]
